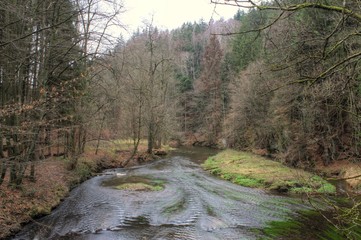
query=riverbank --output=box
[202,149,361,238]
[202,149,336,194]
[0,159,78,239]
[0,140,166,239]
[257,208,361,239]
[1,161,90,238]
[1,146,358,239]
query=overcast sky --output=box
[119,0,239,36]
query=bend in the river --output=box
[13,147,306,240]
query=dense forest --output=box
[0,0,122,186]
[1,0,361,239]
[1,0,361,183]
[93,0,361,170]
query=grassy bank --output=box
[202,149,336,194]
[256,209,361,240]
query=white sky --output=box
[120,0,239,36]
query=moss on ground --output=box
[109,177,165,192]
[260,219,303,238]
[202,149,336,194]
[257,210,361,240]
[115,182,164,191]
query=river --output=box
[13,147,307,240]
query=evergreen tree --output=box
[0,0,86,185]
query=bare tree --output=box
[193,35,224,146]
[0,0,124,186]
[92,20,179,162]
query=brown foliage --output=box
[222,6,361,168]
[192,35,224,145]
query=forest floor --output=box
[0,140,162,239]
[0,159,72,239]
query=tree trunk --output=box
[0,129,4,158]
[9,161,17,186]
[95,116,105,155]
[147,120,154,154]
[28,127,40,182]
[0,160,6,186]
[81,126,86,154]
[45,127,51,158]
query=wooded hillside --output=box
[0,0,122,186]
[1,0,361,187]
[95,0,361,169]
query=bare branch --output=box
[213,1,361,22]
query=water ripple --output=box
[13,150,306,240]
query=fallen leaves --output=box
[0,159,70,239]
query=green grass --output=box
[221,173,264,188]
[202,149,336,194]
[115,182,164,191]
[258,210,361,240]
[84,139,147,155]
[316,183,336,194]
[261,219,302,238]
[86,138,175,156]
[112,139,148,151]
[114,178,165,191]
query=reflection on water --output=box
[169,146,220,164]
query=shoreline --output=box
[202,149,360,195]
[0,144,161,239]
[1,146,359,239]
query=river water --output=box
[13,147,306,240]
